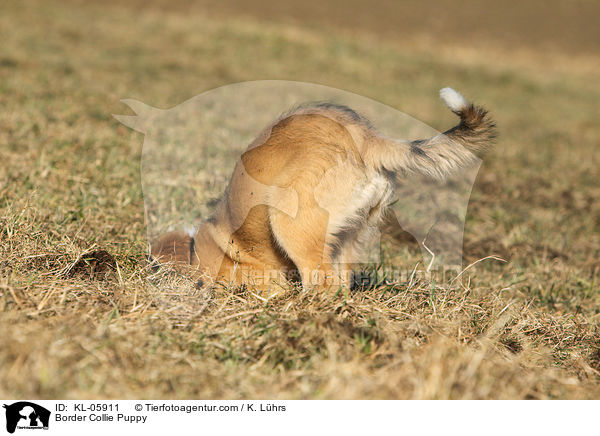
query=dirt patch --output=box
[67,250,117,280]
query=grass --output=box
[0,0,599,399]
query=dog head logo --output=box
[3,402,50,434]
[115,81,484,286]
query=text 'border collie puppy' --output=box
[149,88,496,293]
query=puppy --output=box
[150,88,495,292]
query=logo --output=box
[3,402,50,434]
[116,80,483,281]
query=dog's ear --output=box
[150,231,194,265]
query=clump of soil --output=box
[68,250,117,280]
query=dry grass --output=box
[0,0,599,399]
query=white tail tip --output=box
[440,87,468,112]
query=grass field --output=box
[1,0,599,399]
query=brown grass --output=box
[0,0,599,399]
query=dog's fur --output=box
[150,88,496,292]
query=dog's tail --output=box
[436,87,496,152]
[378,88,496,179]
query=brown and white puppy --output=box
[150,88,496,293]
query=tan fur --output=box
[150,91,496,293]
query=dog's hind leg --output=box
[269,203,346,292]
